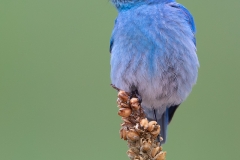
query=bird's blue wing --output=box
[109,19,118,53]
[110,37,114,53]
[169,2,196,45]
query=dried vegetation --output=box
[116,90,166,160]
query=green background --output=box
[1,0,239,159]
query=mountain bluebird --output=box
[110,0,199,144]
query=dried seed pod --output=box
[151,125,161,138]
[119,102,130,108]
[127,149,137,160]
[130,97,138,104]
[142,154,149,160]
[130,98,140,110]
[159,146,163,151]
[140,118,149,130]
[140,141,152,153]
[153,152,166,160]
[147,121,157,132]
[122,117,131,123]
[118,108,132,117]
[134,156,144,160]
[118,90,129,102]
[151,147,160,158]
[120,128,128,140]
[135,117,140,122]
[146,138,151,143]
[130,146,140,155]
[127,129,140,141]
[134,123,144,134]
[145,133,151,139]
[132,141,141,150]
[140,138,145,146]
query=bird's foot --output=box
[130,90,142,103]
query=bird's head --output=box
[111,0,144,10]
[111,0,173,10]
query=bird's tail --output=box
[143,107,168,144]
[154,109,169,144]
[144,105,179,144]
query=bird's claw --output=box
[130,90,142,103]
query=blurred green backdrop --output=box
[0,0,239,160]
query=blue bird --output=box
[110,0,199,144]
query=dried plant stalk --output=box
[116,89,166,160]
